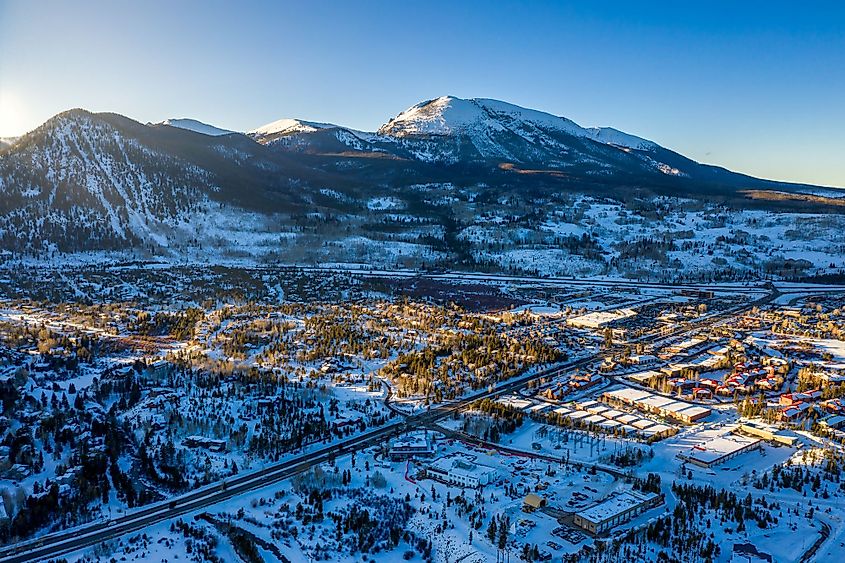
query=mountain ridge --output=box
[0,97,842,279]
[157,118,235,137]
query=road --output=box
[296,266,775,295]
[800,520,832,563]
[0,285,779,562]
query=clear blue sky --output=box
[1,0,844,187]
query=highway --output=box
[295,266,776,294]
[0,285,779,562]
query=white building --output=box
[680,434,761,468]
[426,455,498,488]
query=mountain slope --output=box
[158,118,234,136]
[248,118,336,144]
[251,96,759,193]
[371,97,709,189]
[0,109,215,252]
[0,97,841,273]
[0,110,356,253]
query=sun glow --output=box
[0,89,32,137]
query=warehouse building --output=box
[679,434,761,468]
[737,421,799,447]
[574,490,663,535]
[567,308,637,330]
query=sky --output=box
[1,0,844,187]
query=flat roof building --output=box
[567,308,637,330]
[602,387,711,424]
[426,455,498,489]
[584,414,607,425]
[680,434,761,468]
[675,406,712,423]
[604,388,652,404]
[616,414,640,425]
[496,395,534,410]
[527,403,552,414]
[574,490,662,535]
[631,419,656,430]
[737,421,799,447]
[388,431,436,461]
[641,424,673,438]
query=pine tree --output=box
[487,518,497,544]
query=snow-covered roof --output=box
[682,434,760,465]
[568,308,637,329]
[605,387,653,403]
[577,491,659,524]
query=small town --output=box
[0,266,843,562]
[1,2,843,562]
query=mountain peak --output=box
[157,118,234,137]
[248,118,337,143]
[378,96,493,137]
[377,96,658,152]
[377,96,592,140]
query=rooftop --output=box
[578,490,659,524]
[683,434,760,464]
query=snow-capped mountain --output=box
[249,118,336,141]
[379,96,588,139]
[0,109,343,253]
[157,118,234,136]
[378,96,658,150]
[0,110,210,252]
[0,96,838,262]
[248,117,392,156]
[372,96,673,170]
[252,96,697,180]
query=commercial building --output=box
[627,370,662,384]
[388,431,436,461]
[567,308,637,330]
[602,387,711,423]
[629,354,659,366]
[573,490,662,535]
[495,395,534,410]
[679,434,761,468]
[562,397,677,439]
[737,421,799,447]
[640,423,673,439]
[426,455,498,489]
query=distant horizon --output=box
[2,0,844,187]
